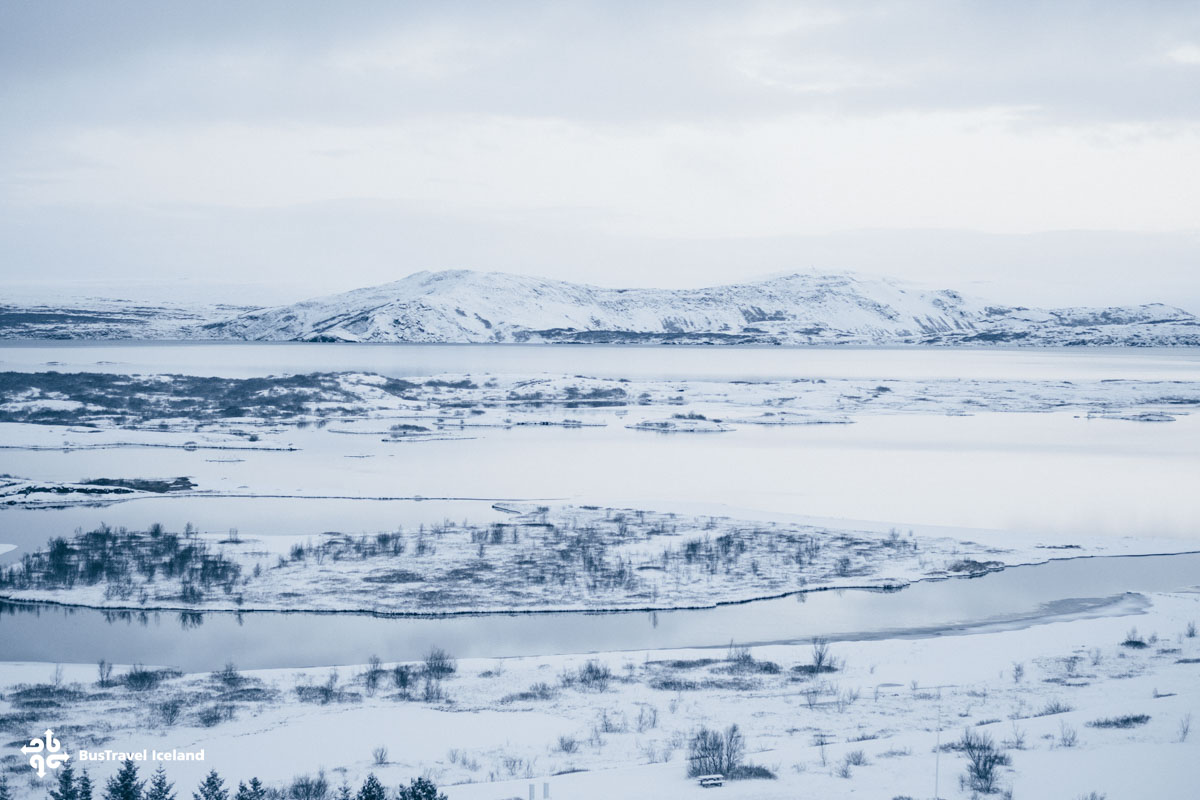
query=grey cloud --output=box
[3,0,1199,307]
[3,0,1198,135]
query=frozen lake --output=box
[3,411,1198,560]
[3,341,1200,381]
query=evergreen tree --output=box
[243,780,264,800]
[192,772,227,800]
[49,762,77,800]
[395,778,447,800]
[334,784,351,800]
[78,772,94,800]
[354,775,385,800]
[0,774,13,800]
[145,767,175,800]
[104,760,143,800]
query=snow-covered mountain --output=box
[0,298,255,341]
[3,270,1197,345]
[191,270,1199,346]
[193,271,977,344]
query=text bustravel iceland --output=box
[77,749,206,762]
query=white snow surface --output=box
[195,270,1200,345]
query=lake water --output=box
[1,552,1195,671]
[4,412,1198,560]
[3,341,1200,381]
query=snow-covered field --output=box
[1,588,1196,800]
[1,345,1197,799]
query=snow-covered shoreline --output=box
[2,586,1196,800]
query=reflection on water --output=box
[2,552,1196,672]
[0,497,510,564]
[179,611,205,629]
[0,603,225,632]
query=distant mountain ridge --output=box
[3,270,1198,345]
[191,270,1199,346]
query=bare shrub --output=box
[371,746,387,766]
[686,724,744,778]
[636,704,659,732]
[835,687,861,713]
[567,660,613,691]
[595,708,627,734]
[363,656,385,695]
[1087,714,1149,729]
[1001,723,1026,750]
[197,705,227,727]
[1035,699,1073,717]
[1121,628,1147,649]
[422,648,456,679]
[124,664,177,691]
[392,664,413,693]
[288,772,329,800]
[808,639,839,674]
[500,682,557,704]
[155,699,183,725]
[727,644,754,670]
[421,675,446,703]
[879,748,912,758]
[724,645,781,675]
[721,724,745,777]
[957,729,1010,795]
[214,662,243,688]
[556,735,579,754]
[295,670,346,704]
[650,676,699,692]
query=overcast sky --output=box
[2,0,1199,309]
